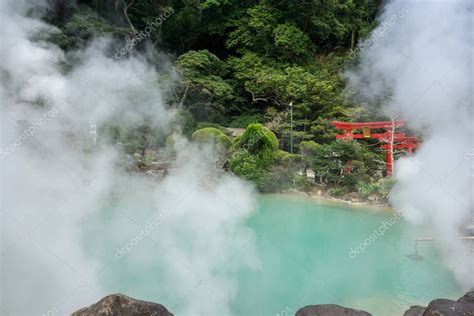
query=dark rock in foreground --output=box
[71,293,173,316]
[72,291,474,316]
[403,305,426,316]
[422,298,474,315]
[458,291,474,304]
[295,304,371,316]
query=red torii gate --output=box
[332,120,418,176]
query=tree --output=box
[303,140,383,187]
[192,127,232,149]
[273,23,313,60]
[176,50,234,122]
[226,4,280,56]
[229,123,279,189]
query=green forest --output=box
[45,0,396,201]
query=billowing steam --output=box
[346,0,473,289]
[0,0,258,315]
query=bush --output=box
[61,5,116,46]
[328,187,349,197]
[307,140,383,187]
[229,114,263,128]
[143,152,156,167]
[195,122,232,135]
[377,177,396,199]
[280,153,307,169]
[164,135,176,157]
[294,175,311,191]
[274,149,290,161]
[356,181,380,199]
[228,123,315,193]
[228,150,267,187]
[101,122,167,155]
[356,177,395,200]
[192,127,232,148]
[260,166,292,192]
[229,124,279,189]
[300,140,321,156]
[233,123,279,153]
[175,110,196,137]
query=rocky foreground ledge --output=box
[72,292,474,315]
[71,294,173,316]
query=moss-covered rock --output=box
[232,123,278,153]
[195,122,232,136]
[192,127,232,148]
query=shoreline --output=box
[269,186,395,213]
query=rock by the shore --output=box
[295,304,371,316]
[71,293,173,316]
[422,298,474,315]
[458,291,474,304]
[403,305,426,316]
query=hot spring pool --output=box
[83,194,462,315]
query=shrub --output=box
[229,114,263,128]
[274,149,290,161]
[101,122,167,155]
[300,140,321,156]
[175,110,196,137]
[328,187,349,197]
[164,135,176,157]
[192,127,232,148]
[229,123,311,192]
[294,175,311,191]
[356,177,395,200]
[195,122,232,135]
[307,140,383,187]
[229,124,279,189]
[377,177,396,199]
[229,150,267,187]
[280,153,307,169]
[260,166,292,192]
[356,181,380,199]
[143,152,156,167]
[233,123,279,153]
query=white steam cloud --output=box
[0,0,259,315]
[346,0,473,289]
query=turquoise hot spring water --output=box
[83,193,462,316]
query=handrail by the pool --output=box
[414,236,474,256]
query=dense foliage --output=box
[192,127,232,149]
[46,0,396,199]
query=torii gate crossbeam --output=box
[332,121,419,176]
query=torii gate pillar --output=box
[386,145,393,177]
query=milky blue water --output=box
[84,194,462,316]
[232,195,462,315]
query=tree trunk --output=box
[117,0,137,34]
[351,30,356,51]
[389,116,396,176]
[178,84,189,110]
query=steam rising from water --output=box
[346,0,473,289]
[0,1,258,314]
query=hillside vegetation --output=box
[45,0,396,201]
